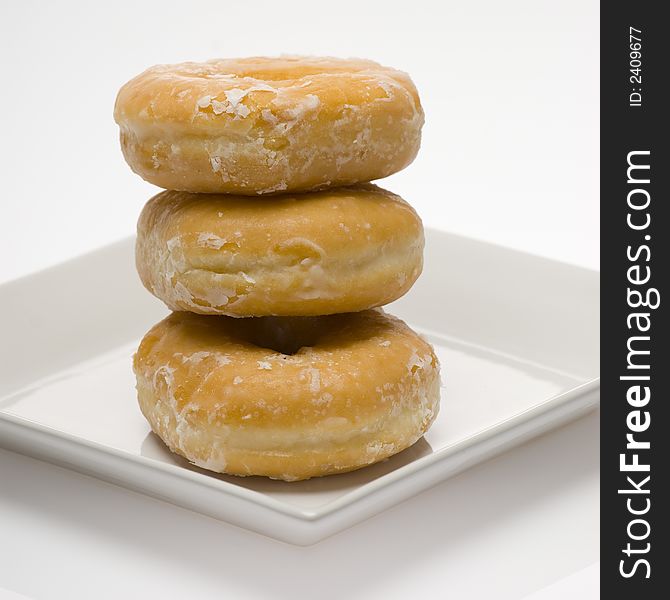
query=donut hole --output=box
[242,316,322,355]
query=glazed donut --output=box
[136,184,424,317]
[133,310,440,480]
[114,56,424,194]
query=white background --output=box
[0,1,599,598]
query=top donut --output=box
[114,56,424,194]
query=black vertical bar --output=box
[601,1,668,596]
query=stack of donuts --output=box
[114,57,440,481]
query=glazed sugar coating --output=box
[114,56,424,194]
[135,184,424,317]
[133,310,440,480]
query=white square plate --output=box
[0,230,599,545]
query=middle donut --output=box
[136,184,424,317]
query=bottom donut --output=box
[133,309,440,481]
